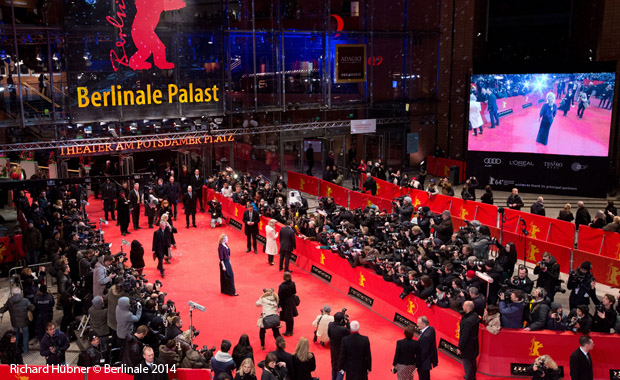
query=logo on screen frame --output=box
[483,158,502,167]
[509,160,534,167]
[543,161,563,170]
[571,162,589,172]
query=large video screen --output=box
[468,73,615,157]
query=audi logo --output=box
[483,158,502,165]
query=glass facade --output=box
[0,0,439,141]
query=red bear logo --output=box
[129,0,186,70]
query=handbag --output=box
[262,314,280,329]
[294,295,300,306]
[313,314,324,343]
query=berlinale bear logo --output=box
[108,0,186,71]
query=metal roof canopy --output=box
[0,117,412,153]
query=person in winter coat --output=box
[312,305,334,345]
[260,352,288,380]
[483,305,501,335]
[40,322,70,364]
[430,210,453,244]
[292,337,316,380]
[130,240,146,275]
[498,290,526,328]
[181,348,209,368]
[256,289,282,349]
[278,272,298,336]
[159,340,181,366]
[265,219,279,265]
[211,340,237,378]
[116,296,142,341]
[83,333,105,367]
[23,221,43,265]
[525,288,551,331]
[235,357,258,380]
[269,336,294,380]
[88,296,109,338]
[233,334,255,369]
[122,325,148,366]
[93,254,116,299]
[0,287,35,353]
[0,330,23,364]
[34,284,55,341]
[469,225,491,260]
[106,281,123,333]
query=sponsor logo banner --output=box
[348,287,374,307]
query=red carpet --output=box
[87,200,511,379]
[468,95,612,157]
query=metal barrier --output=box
[7,261,53,297]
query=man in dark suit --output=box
[416,316,438,380]
[134,346,167,380]
[182,186,197,228]
[485,88,499,129]
[278,219,296,272]
[152,222,168,278]
[328,312,350,380]
[190,169,205,212]
[338,320,371,380]
[117,191,131,236]
[101,178,117,221]
[129,183,142,231]
[458,301,480,380]
[570,335,594,380]
[165,176,181,221]
[362,172,377,196]
[242,202,260,253]
[306,143,314,176]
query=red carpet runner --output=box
[88,200,511,379]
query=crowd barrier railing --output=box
[426,155,467,182]
[286,171,620,287]
[203,188,620,379]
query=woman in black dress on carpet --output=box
[536,92,557,145]
[218,234,238,296]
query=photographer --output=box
[394,197,414,222]
[524,288,550,331]
[524,355,560,380]
[499,289,526,329]
[469,225,491,260]
[430,210,453,244]
[533,252,561,302]
[312,305,335,345]
[591,294,617,333]
[40,322,70,365]
[93,254,116,299]
[208,199,224,228]
[116,296,143,348]
[362,172,377,195]
[567,261,597,310]
[546,302,567,331]
[567,305,592,334]
[327,311,350,380]
[510,266,534,295]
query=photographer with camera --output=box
[524,355,560,380]
[567,261,597,310]
[469,224,491,260]
[567,305,592,334]
[394,197,414,222]
[327,310,350,380]
[429,210,453,244]
[40,322,70,365]
[312,305,334,346]
[525,288,550,331]
[510,266,535,295]
[546,302,567,331]
[591,294,617,333]
[499,289,526,329]
[93,254,116,299]
[534,252,561,302]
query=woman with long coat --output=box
[536,92,557,145]
[218,234,238,296]
[469,93,483,136]
[265,219,279,266]
[129,240,145,274]
[278,272,298,336]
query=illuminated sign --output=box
[335,44,367,83]
[108,0,187,71]
[77,84,219,108]
[59,134,234,157]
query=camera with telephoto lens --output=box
[536,361,548,376]
[567,316,581,329]
[425,295,437,308]
[340,308,350,327]
[595,303,606,314]
[538,261,547,270]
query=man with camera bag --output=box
[40,322,70,365]
[567,261,597,310]
[312,305,334,345]
[93,254,116,299]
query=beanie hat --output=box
[92,296,103,307]
[466,270,476,279]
